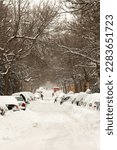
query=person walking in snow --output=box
[52,92,54,97]
[40,93,44,100]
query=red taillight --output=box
[22,103,26,107]
[16,105,19,109]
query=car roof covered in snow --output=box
[12,91,33,97]
[0,96,19,106]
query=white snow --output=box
[0,90,100,150]
[0,96,19,106]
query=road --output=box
[0,92,99,150]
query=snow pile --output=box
[72,92,100,104]
[0,96,19,107]
[72,92,87,102]
[70,104,99,130]
[0,109,39,141]
[56,91,100,110]
[61,103,100,150]
[0,90,100,150]
[83,93,100,106]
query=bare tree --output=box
[0,0,59,94]
[50,0,100,92]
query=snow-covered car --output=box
[81,93,100,110]
[12,93,28,104]
[53,96,58,103]
[93,101,100,110]
[26,92,35,101]
[34,92,41,100]
[12,92,34,104]
[14,96,27,111]
[54,92,77,104]
[0,105,7,115]
[72,92,87,106]
[53,93,65,103]
[59,92,78,104]
[0,96,20,111]
[20,92,35,102]
[60,95,71,104]
[60,95,72,104]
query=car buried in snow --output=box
[12,91,34,104]
[0,105,7,115]
[0,96,20,111]
[60,95,71,104]
[34,92,41,100]
[14,96,27,111]
[53,93,65,103]
[71,92,87,106]
[93,101,100,110]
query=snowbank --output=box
[0,90,99,150]
[56,91,100,110]
[0,109,39,141]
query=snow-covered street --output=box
[0,91,99,150]
[0,0,100,149]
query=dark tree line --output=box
[0,0,100,95]
[46,0,100,92]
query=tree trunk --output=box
[73,79,78,93]
[63,82,67,93]
[83,68,90,91]
[3,73,9,95]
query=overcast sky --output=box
[28,0,72,22]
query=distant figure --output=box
[52,92,54,97]
[40,93,44,100]
[54,97,57,103]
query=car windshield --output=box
[15,97,24,101]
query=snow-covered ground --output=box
[0,90,100,150]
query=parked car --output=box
[53,93,65,103]
[34,92,41,100]
[12,92,34,104]
[72,92,87,106]
[0,96,20,111]
[0,105,7,115]
[54,92,76,104]
[81,93,100,110]
[78,98,84,106]
[93,101,100,110]
[14,96,27,111]
[19,91,35,101]
[25,92,35,101]
[60,95,71,104]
